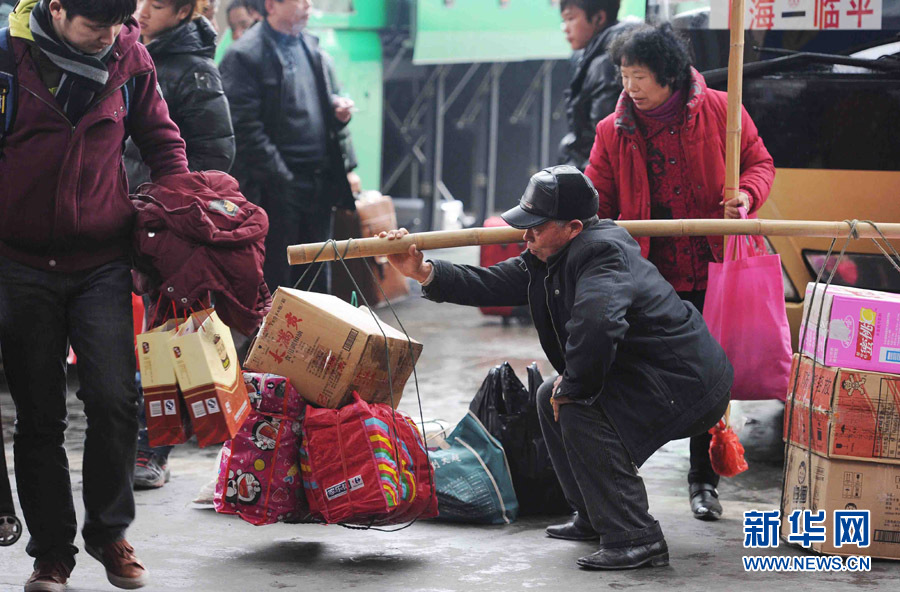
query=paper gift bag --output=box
[169,309,251,447]
[137,319,193,447]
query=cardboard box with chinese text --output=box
[784,354,900,465]
[243,288,423,409]
[781,442,900,559]
[800,283,900,375]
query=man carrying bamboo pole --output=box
[382,165,733,570]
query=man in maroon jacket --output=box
[0,1,188,590]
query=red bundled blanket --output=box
[301,393,438,526]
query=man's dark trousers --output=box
[0,256,139,569]
[261,173,334,295]
[536,375,728,545]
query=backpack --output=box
[0,27,134,155]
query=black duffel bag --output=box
[469,362,570,516]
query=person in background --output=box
[124,0,234,490]
[1,0,190,589]
[198,0,217,30]
[584,23,775,521]
[221,0,356,294]
[558,0,634,171]
[227,0,257,40]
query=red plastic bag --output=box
[300,393,438,526]
[703,209,792,401]
[708,419,749,478]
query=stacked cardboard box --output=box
[782,283,900,559]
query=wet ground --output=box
[1,248,897,590]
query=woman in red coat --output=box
[584,24,775,521]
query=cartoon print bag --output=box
[214,373,308,525]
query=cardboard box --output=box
[137,320,192,447]
[169,310,252,447]
[244,288,423,409]
[784,354,900,465]
[781,443,900,559]
[800,283,900,375]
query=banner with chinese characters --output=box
[710,0,883,30]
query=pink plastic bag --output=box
[703,211,792,401]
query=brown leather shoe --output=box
[24,560,71,592]
[85,539,149,589]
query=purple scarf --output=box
[635,89,685,124]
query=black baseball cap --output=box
[501,165,600,229]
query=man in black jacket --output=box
[558,0,633,170]
[381,166,732,570]
[220,0,355,294]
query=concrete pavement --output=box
[1,248,897,591]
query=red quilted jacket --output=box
[584,68,775,261]
[132,171,271,335]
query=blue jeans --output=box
[0,256,139,568]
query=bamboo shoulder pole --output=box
[725,0,745,250]
[287,219,900,265]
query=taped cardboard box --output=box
[800,283,900,375]
[137,319,192,447]
[784,354,900,465]
[169,309,252,447]
[781,443,900,559]
[244,288,423,409]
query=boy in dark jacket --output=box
[381,166,732,570]
[125,0,236,491]
[0,0,189,589]
[126,0,234,188]
[558,0,633,170]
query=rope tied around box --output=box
[781,219,900,524]
[295,239,431,532]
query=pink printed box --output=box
[799,283,900,374]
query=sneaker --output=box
[133,451,170,490]
[24,560,71,592]
[85,539,148,589]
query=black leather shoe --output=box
[577,539,669,570]
[690,483,722,521]
[546,513,601,541]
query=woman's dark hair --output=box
[54,0,137,25]
[609,23,693,91]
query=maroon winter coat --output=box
[132,171,271,335]
[585,68,775,261]
[0,20,188,272]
